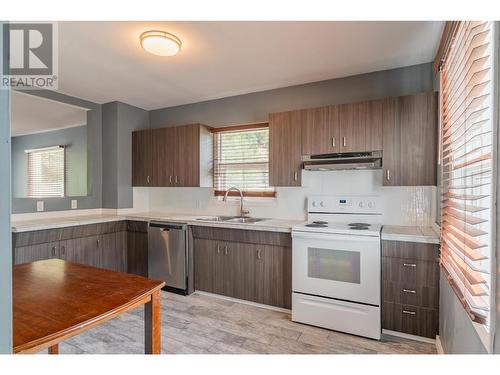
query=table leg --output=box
[145,290,161,354]
[48,344,59,354]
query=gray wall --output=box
[150,63,434,127]
[12,125,87,198]
[0,22,13,353]
[439,277,488,353]
[102,101,149,209]
[12,91,102,214]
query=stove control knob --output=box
[312,201,317,207]
[358,201,365,208]
[368,201,375,208]
[319,201,325,207]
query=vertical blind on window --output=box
[213,126,274,196]
[26,146,65,198]
[439,21,493,327]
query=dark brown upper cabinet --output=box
[132,123,213,187]
[269,110,303,186]
[131,129,153,186]
[382,92,438,186]
[301,106,340,155]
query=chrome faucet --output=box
[223,187,250,217]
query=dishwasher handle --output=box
[149,222,187,231]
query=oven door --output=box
[292,231,380,306]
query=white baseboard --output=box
[435,335,444,354]
[382,329,436,345]
[194,290,291,314]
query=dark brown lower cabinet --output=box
[382,240,440,339]
[13,222,132,274]
[13,241,59,264]
[60,235,100,268]
[193,228,292,309]
[126,221,149,277]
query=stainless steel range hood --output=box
[302,151,382,171]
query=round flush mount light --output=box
[140,30,181,57]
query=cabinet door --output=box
[339,102,367,152]
[366,99,383,151]
[152,127,175,186]
[255,245,292,309]
[60,236,100,267]
[127,229,148,277]
[194,238,216,293]
[302,107,340,155]
[13,242,58,265]
[269,110,303,186]
[232,242,257,302]
[175,124,200,187]
[383,92,437,186]
[381,97,402,186]
[99,231,127,272]
[132,129,152,186]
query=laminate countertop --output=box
[381,225,440,244]
[11,212,303,233]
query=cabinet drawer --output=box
[382,302,438,339]
[382,240,439,262]
[383,281,438,309]
[383,257,439,287]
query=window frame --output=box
[212,122,276,198]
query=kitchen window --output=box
[213,123,275,197]
[438,21,496,348]
[26,146,66,198]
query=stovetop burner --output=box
[348,222,371,227]
[349,226,370,230]
[312,221,328,225]
[305,223,328,228]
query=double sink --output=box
[195,215,266,224]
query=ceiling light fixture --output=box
[140,30,181,57]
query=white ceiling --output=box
[56,21,444,110]
[11,91,88,137]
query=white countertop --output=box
[381,225,440,244]
[11,212,302,233]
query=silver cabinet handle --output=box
[294,171,298,181]
[342,136,346,147]
[331,137,336,148]
[147,175,150,184]
[403,263,417,267]
[225,245,228,255]
[97,239,100,248]
[217,244,220,254]
[402,289,416,294]
[51,246,56,257]
[257,249,261,259]
[61,246,65,256]
[402,310,416,315]
[169,176,172,184]
[386,169,390,181]
[175,176,178,184]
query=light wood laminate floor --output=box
[48,291,437,354]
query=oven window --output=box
[307,247,360,284]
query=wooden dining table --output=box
[13,259,165,354]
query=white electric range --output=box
[292,195,382,340]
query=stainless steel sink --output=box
[195,215,236,222]
[195,216,266,224]
[226,217,265,223]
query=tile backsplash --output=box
[134,169,437,226]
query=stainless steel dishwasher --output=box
[148,222,188,294]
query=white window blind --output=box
[26,146,65,198]
[439,21,494,331]
[213,125,275,197]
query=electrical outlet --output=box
[36,201,44,212]
[71,200,78,209]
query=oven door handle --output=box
[292,231,380,242]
